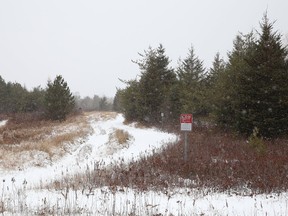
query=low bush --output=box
[63,123,288,194]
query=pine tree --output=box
[0,76,7,113]
[205,52,226,115]
[117,80,142,121]
[5,82,29,113]
[136,44,176,123]
[177,46,207,115]
[24,86,46,112]
[215,32,255,129]
[237,14,288,137]
[207,52,226,87]
[44,75,75,121]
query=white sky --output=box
[0,0,287,98]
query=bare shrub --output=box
[60,123,288,194]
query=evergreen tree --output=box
[207,52,226,87]
[5,82,29,113]
[44,75,75,121]
[113,89,121,112]
[237,14,288,137]
[216,14,288,137]
[24,86,46,112]
[215,32,255,129]
[117,80,142,121]
[205,52,226,115]
[177,46,207,115]
[0,76,7,113]
[136,44,176,123]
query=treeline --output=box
[0,76,46,113]
[75,95,113,112]
[115,15,288,138]
[0,75,112,121]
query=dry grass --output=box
[2,111,287,195]
[50,123,288,195]
[0,112,93,169]
[123,125,288,194]
[86,111,117,121]
[111,129,130,145]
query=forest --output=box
[0,14,287,138]
[115,14,288,138]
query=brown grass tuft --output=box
[0,112,93,169]
[113,129,130,145]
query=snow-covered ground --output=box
[0,113,287,215]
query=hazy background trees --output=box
[74,94,113,112]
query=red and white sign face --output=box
[180,114,193,124]
[180,114,193,131]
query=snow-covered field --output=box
[0,113,287,215]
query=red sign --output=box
[180,114,193,123]
[180,114,193,131]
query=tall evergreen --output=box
[215,14,288,137]
[215,33,254,128]
[206,52,226,115]
[136,44,176,123]
[44,75,75,121]
[177,46,207,115]
[237,14,288,137]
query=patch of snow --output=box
[0,119,8,127]
[0,113,286,215]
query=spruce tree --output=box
[117,80,142,121]
[206,52,226,115]
[177,46,207,115]
[136,44,176,123]
[215,33,254,129]
[237,14,288,137]
[44,75,75,121]
[0,76,7,113]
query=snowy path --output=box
[0,113,177,189]
[0,113,287,215]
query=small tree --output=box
[44,75,75,121]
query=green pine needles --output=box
[118,13,288,138]
[44,75,75,121]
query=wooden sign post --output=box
[180,114,193,161]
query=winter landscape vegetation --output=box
[0,14,288,215]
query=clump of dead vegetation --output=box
[110,129,131,145]
[0,112,93,169]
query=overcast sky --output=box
[0,0,287,98]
